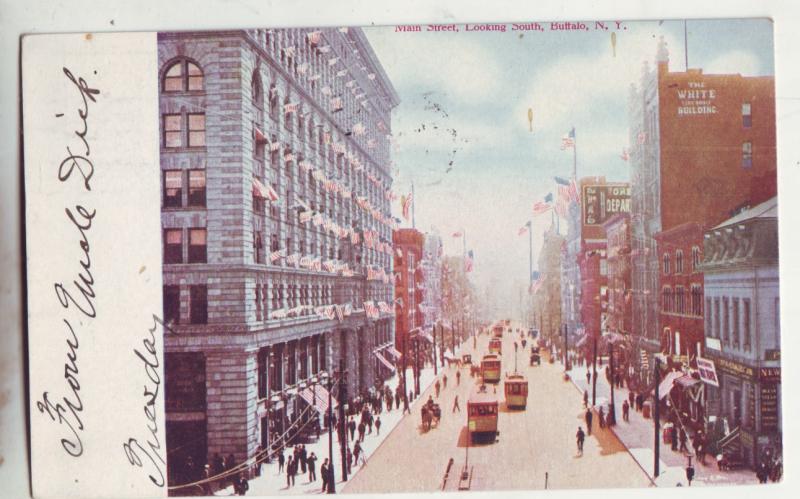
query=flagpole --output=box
[572,126,577,180]
[528,221,533,285]
[411,180,416,230]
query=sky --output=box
[364,18,775,317]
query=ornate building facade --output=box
[157,28,399,486]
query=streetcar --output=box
[488,337,502,354]
[492,323,504,338]
[504,373,528,409]
[480,354,501,383]
[467,383,499,444]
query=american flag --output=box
[352,122,366,136]
[533,201,551,215]
[620,148,629,161]
[328,57,339,66]
[401,192,413,220]
[560,127,575,150]
[330,97,343,111]
[518,224,529,236]
[529,275,544,294]
[306,31,321,45]
[336,69,347,77]
[464,250,474,273]
[269,250,284,263]
[555,198,568,218]
[335,305,344,322]
[297,63,308,75]
[451,231,462,238]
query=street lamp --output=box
[320,370,336,494]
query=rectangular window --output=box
[189,285,208,324]
[705,297,712,337]
[164,114,182,148]
[714,298,721,339]
[742,102,752,128]
[743,298,751,349]
[188,113,206,147]
[255,285,262,321]
[188,228,207,263]
[742,142,753,168]
[732,298,740,347]
[163,285,180,325]
[164,229,183,264]
[163,170,182,207]
[723,297,730,343]
[188,170,206,207]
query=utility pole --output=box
[414,336,421,396]
[411,180,416,229]
[326,373,336,494]
[338,358,348,482]
[592,336,598,406]
[654,356,661,478]
[432,323,438,375]
[608,341,616,426]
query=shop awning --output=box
[420,331,434,343]
[298,386,338,413]
[656,371,684,400]
[576,333,590,348]
[675,374,701,389]
[385,345,402,359]
[374,351,396,372]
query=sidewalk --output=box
[216,345,463,496]
[564,360,757,487]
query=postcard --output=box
[22,17,782,498]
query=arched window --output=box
[251,70,263,108]
[163,59,204,92]
[662,253,671,275]
[268,84,278,117]
[675,250,684,274]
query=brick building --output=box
[603,213,632,337]
[158,28,399,486]
[629,37,776,384]
[393,228,425,354]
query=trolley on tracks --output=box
[480,354,501,383]
[504,373,528,409]
[467,384,499,444]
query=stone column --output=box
[205,349,259,473]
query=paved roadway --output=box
[344,325,652,493]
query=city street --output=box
[344,327,652,493]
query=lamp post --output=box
[608,340,616,426]
[321,371,336,494]
[337,358,348,482]
[432,322,438,376]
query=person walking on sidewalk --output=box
[679,427,688,453]
[585,408,593,435]
[453,395,461,412]
[375,416,382,435]
[456,370,461,386]
[435,380,441,398]
[622,399,630,422]
[586,370,591,385]
[628,390,635,411]
[443,373,448,389]
[670,425,678,451]
[307,452,317,482]
[576,426,586,454]
[583,389,589,408]
[348,416,356,441]
[320,459,329,493]
[357,421,366,442]
[598,406,605,429]
[285,456,295,488]
[277,449,285,474]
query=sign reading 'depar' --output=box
[582,183,630,226]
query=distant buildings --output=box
[533,226,564,340]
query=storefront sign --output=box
[676,81,718,116]
[760,384,780,432]
[759,367,781,383]
[715,357,755,381]
[696,357,719,387]
[165,352,207,412]
[765,349,781,361]
[705,337,721,351]
[740,428,754,449]
[582,184,630,226]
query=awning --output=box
[374,351,396,372]
[420,331,434,344]
[443,350,456,360]
[298,386,338,413]
[576,333,590,348]
[252,177,279,202]
[385,345,402,359]
[656,371,684,400]
[675,374,701,389]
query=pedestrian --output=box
[598,406,605,429]
[576,426,586,454]
[300,444,307,474]
[201,464,212,496]
[435,380,441,398]
[622,400,629,422]
[375,416,382,435]
[353,440,362,464]
[443,374,448,389]
[285,456,294,488]
[586,370,591,385]
[320,459,329,492]
[347,447,353,474]
[348,416,356,441]
[628,390,635,409]
[757,461,769,483]
[307,452,317,482]
[234,473,249,496]
[183,455,197,484]
[636,393,643,412]
[453,395,460,412]
[670,425,678,451]
[679,427,688,453]
[585,408,593,435]
[583,389,588,408]
[211,452,224,478]
[278,448,285,474]
[358,421,366,442]
[395,388,401,409]
[456,370,461,385]
[366,413,373,435]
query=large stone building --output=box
[628,37,776,385]
[533,226,564,341]
[158,28,399,486]
[701,197,780,468]
[420,232,443,329]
